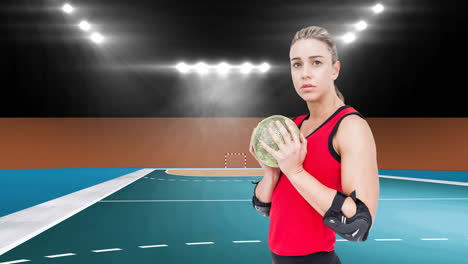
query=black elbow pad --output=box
[251,181,271,217]
[323,190,372,242]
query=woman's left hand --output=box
[259,119,308,177]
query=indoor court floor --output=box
[0,169,467,264]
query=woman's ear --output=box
[332,60,341,80]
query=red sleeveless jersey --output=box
[268,105,364,256]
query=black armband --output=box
[251,181,271,217]
[323,190,372,242]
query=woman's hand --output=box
[259,119,307,177]
[249,128,281,178]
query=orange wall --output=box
[0,118,466,170]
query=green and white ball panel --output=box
[251,115,301,168]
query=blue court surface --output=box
[0,169,467,264]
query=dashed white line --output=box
[44,253,76,258]
[92,248,123,253]
[186,242,214,245]
[4,236,462,262]
[0,260,31,264]
[233,240,261,243]
[138,244,168,248]
[146,179,253,182]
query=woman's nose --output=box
[301,66,313,79]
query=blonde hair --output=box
[290,26,345,103]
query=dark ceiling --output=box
[0,0,463,117]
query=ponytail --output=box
[335,84,345,103]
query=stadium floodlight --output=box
[62,3,74,14]
[372,3,384,14]
[78,20,91,31]
[355,20,368,31]
[258,62,270,73]
[176,62,190,73]
[240,62,254,74]
[342,32,356,44]
[173,62,273,74]
[216,62,230,74]
[90,32,104,44]
[195,62,209,75]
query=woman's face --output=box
[289,38,340,101]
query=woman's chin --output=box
[301,93,320,101]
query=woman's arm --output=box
[254,172,280,204]
[287,115,379,224]
[337,115,379,222]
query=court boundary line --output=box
[99,198,468,202]
[379,174,468,186]
[159,169,468,186]
[0,169,156,256]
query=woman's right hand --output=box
[249,127,281,178]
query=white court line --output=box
[163,168,263,177]
[0,168,156,256]
[138,244,168,248]
[160,171,468,186]
[0,260,30,264]
[206,180,216,182]
[180,180,189,181]
[379,175,468,186]
[336,239,349,242]
[233,240,261,243]
[374,239,402,241]
[420,238,448,241]
[44,253,76,258]
[92,248,122,253]
[186,242,214,245]
[160,169,467,183]
[100,200,253,202]
[99,198,468,202]
[380,198,468,200]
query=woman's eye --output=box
[292,63,301,67]
[314,61,322,65]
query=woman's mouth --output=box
[301,84,316,91]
